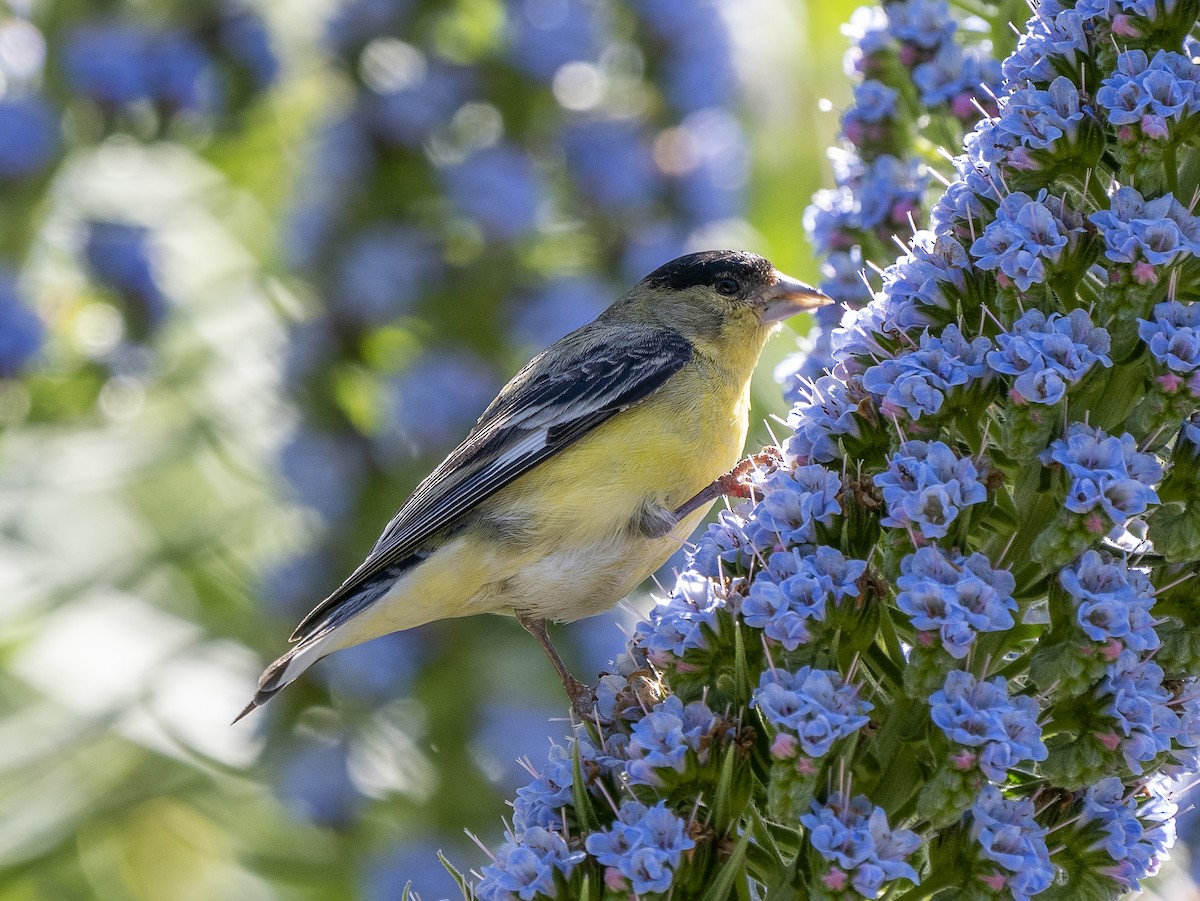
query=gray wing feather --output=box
[289,327,693,642]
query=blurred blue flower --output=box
[385,350,499,456]
[510,275,610,349]
[506,0,600,82]
[969,786,1054,901]
[0,96,58,180]
[150,32,215,113]
[673,109,750,225]
[620,223,688,283]
[82,220,167,333]
[276,737,362,829]
[324,0,416,59]
[562,120,659,212]
[886,0,956,51]
[443,144,543,239]
[322,631,422,703]
[259,549,337,619]
[0,267,43,377]
[364,839,465,901]
[219,9,279,89]
[331,226,443,326]
[63,24,152,107]
[639,0,736,113]
[473,701,562,791]
[278,427,372,523]
[874,440,988,539]
[366,64,474,148]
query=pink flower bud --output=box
[771,733,799,760]
[1133,261,1160,286]
[822,868,849,891]
[1111,14,1141,37]
[796,756,819,776]
[950,749,977,771]
[980,872,1008,892]
[1100,639,1124,662]
[604,867,628,892]
[1097,731,1122,751]
[1156,373,1183,393]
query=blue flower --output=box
[477,826,585,901]
[749,464,843,547]
[995,76,1090,165]
[0,268,43,378]
[63,23,152,107]
[783,375,863,464]
[862,324,991,420]
[689,508,769,577]
[149,31,215,112]
[969,190,1080,290]
[443,144,544,239]
[638,570,721,663]
[986,308,1112,405]
[513,734,601,833]
[0,97,58,180]
[752,667,872,757]
[1060,551,1158,653]
[1138,301,1200,375]
[219,9,279,90]
[624,695,717,785]
[969,787,1054,901]
[930,671,1047,780]
[896,547,1017,659]
[1090,186,1200,273]
[741,546,865,650]
[874,440,988,539]
[1003,7,1094,87]
[1097,49,1200,139]
[1097,650,1178,774]
[886,0,956,51]
[1039,422,1162,525]
[584,800,694,895]
[801,793,920,897]
[1080,777,1176,890]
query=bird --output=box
[236,250,830,722]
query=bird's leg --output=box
[672,446,785,523]
[515,611,596,720]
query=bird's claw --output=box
[718,446,784,500]
[566,676,597,722]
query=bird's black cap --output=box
[640,250,774,292]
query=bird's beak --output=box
[758,270,832,324]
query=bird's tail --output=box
[232,630,338,723]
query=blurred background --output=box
[0,0,1193,899]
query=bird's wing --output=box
[289,327,694,642]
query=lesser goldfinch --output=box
[237,250,829,721]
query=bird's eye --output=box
[715,277,741,296]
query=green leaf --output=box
[440,851,473,900]
[571,741,599,833]
[698,828,751,901]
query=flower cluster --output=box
[583,801,695,895]
[1139,300,1200,389]
[968,787,1055,901]
[624,695,719,786]
[930,671,1047,781]
[800,793,921,899]
[969,190,1085,291]
[1075,777,1176,890]
[741,545,866,650]
[862,324,990,420]
[476,827,586,901]
[1040,422,1162,530]
[1061,550,1159,654]
[753,667,872,758]
[987,308,1112,405]
[875,440,988,540]
[896,546,1016,659]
